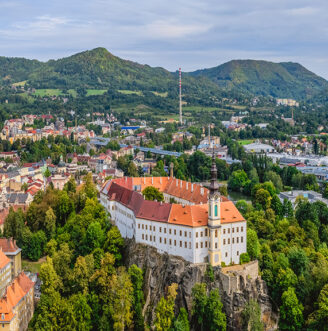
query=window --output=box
[160,227,162,233]
[237,251,239,256]
[180,230,182,236]
[237,227,239,232]
[150,235,152,241]
[189,242,191,249]
[241,237,243,243]
[160,237,162,243]
[215,205,218,216]
[138,224,140,229]
[154,226,156,231]
[205,229,208,236]
[232,238,235,244]
[201,242,203,248]
[225,252,228,257]
[223,239,226,245]
[146,235,148,240]
[154,236,156,242]
[174,240,176,246]
[232,227,234,233]
[200,231,203,237]
[196,243,198,249]
[164,228,167,234]
[228,228,230,234]
[169,229,171,235]
[241,226,243,232]
[185,242,187,248]
[223,229,226,234]
[142,234,144,240]
[205,241,208,248]
[142,224,144,230]
[215,243,217,249]
[146,225,148,230]
[174,229,176,235]
[180,241,182,247]
[150,225,152,231]
[164,238,167,244]
[228,238,230,244]
[184,231,187,237]
[196,232,198,238]
[169,239,172,245]
[237,237,239,243]
[215,230,218,238]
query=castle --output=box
[100,155,247,265]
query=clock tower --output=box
[208,152,222,266]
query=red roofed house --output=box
[100,155,246,266]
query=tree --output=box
[240,253,250,264]
[253,188,271,210]
[247,229,260,260]
[142,186,164,202]
[228,170,249,193]
[173,308,190,331]
[192,283,207,329]
[154,283,178,331]
[104,226,124,264]
[279,287,303,331]
[204,289,226,331]
[128,264,145,331]
[242,299,264,331]
[44,167,51,178]
[83,173,97,199]
[44,207,56,238]
[84,221,105,254]
[264,171,283,192]
[306,284,328,329]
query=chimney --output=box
[143,176,146,184]
[191,184,194,192]
[160,177,162,184]
[176,179,178,187]
[186,182,188,190]
[180,180,182,188]
[151,177,153,184]
[201,186,204,196]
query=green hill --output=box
[1,50,327,100]
[190,59,328,99]
[0,48,221,97]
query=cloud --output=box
[0,0,328,78]
[144,20,211,39]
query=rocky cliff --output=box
[124,239,279,330]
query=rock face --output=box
[124,239,279,330]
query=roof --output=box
[0,272,34,322]
[0,238,21,254]
[0,250,10,269]
[136,200,171,222]
[102,178,245,227]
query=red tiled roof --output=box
[136,200,171,222]
[0,238,20,253]
[0,250,10,269]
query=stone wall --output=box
[124,239,278,330]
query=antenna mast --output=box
[179,68,182,125]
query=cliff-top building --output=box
[100,156,247,266]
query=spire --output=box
[209,151,219,196]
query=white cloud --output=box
[144,20,211,39]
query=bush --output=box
[240,252,250,264]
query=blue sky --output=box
[1,0,328,78]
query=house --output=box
[243,142,276,154]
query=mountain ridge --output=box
[1,48,327,100]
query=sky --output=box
[1,0,328,78]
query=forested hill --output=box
[1,48,328,100]
[190,59,328,99]
[0,48,221,95]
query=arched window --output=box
[214,205,218,217]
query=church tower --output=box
[208,153,222,266]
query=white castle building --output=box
[100,157,247,266]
